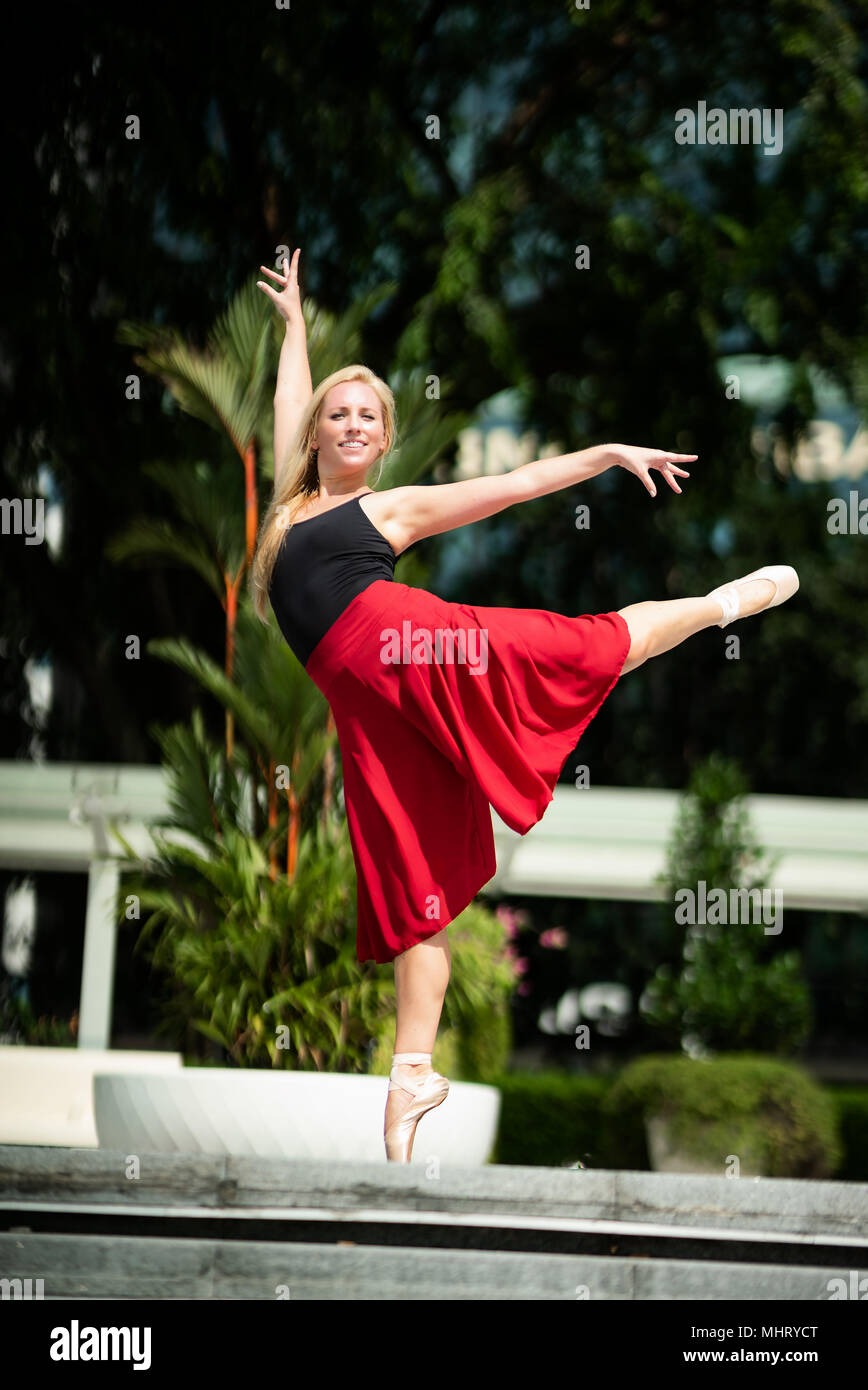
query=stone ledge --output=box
[1,1146,866,1238]
[0,1231,860,1301]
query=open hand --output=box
[610,445,696,497]
[256,248,304,328]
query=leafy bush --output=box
[640,753,812,1055]
[601,1052,842,1177]
[483,1069,868,1176]
[114,712,388,1069]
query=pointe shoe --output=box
[707,565,799,628]
[383,1051,450,1164]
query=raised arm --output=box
[380,444,697,550]
[256,249,312,492]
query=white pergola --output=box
[1,761,866,1049]
[489,784,868,913]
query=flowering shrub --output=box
[495,904,532,996]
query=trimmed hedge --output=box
[601,1053,841,1178]
[490,1070,612,1169]
[490,1063,868,1178]
[825,1086,868,1181]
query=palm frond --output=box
[117,320,263,457]
[105,517,227,599]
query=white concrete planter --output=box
[0,1046,183,1148]
[93,1068,501,1166]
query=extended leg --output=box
[618,577,776,674]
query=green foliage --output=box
[487,1070,868,1176]
[8,4,868,809]
[105,455,248,601]
[113,711,391,1070]
[491,1071,611,1169]
[440,901,517,1080]
[825,1086,868,1182]
[147,606,336,824]
[644,948,812,1057]
[117,280,270,459]
[640,753,812,1054]
[601,1053,843,1178]
[660,753,766,892]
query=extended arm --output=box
[257,250,312,491]
[382,443,696,549]
[273,321,312,491]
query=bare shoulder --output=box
[361,474,527,550]
[358,486,421,557]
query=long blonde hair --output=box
[250,364,396,623]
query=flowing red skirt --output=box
[306,579,631,964]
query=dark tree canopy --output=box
[2,0,867,796]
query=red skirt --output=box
[306,579,631,964]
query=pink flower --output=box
[517,981,532,996]
[495,905,529,940]
[539,927,568,950]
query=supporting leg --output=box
[384,928,451,1144]
[618,577,775,674]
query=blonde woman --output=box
[251,249,797,1163]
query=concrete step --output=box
[3,1147,866,1301]
[0,1231,860,1301]
[2,1145,866,1239]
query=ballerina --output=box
[251,250,798,1163]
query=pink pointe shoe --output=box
[383,1051,450,1163]
[707,565,799,628]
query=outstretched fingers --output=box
[659,463,687,494]
[256,249,303,318]
[256,260,285,304]
[649,453,696,497]
[612,445,697,498]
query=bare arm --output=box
[257,250,312,491]
[273,323,312,490]
[381,443,696,549]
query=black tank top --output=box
[268,493,406,667]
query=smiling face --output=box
[311,382,386,481]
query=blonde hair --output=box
[250,364,396,623]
